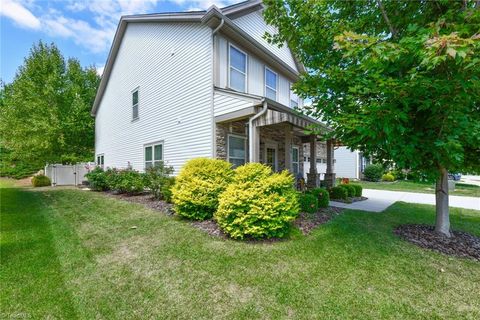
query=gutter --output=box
[248,99,268,162]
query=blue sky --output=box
[1,0,239,83]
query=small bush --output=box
[329,186,348,200]
[143,161,174,200]
[381,173,395,182]
[85,167,109,191]
[391,168,406,180]
[340,184,356,197]
[299,193,319,213]
[107,169,144,194]
[310,188,330,208]
[31,174,51,187]
[363,164,384,182]
[172,158,233,220]
[161,177,175,203]
[215,163,299,239]
[350,184,363,197]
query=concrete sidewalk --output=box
[330,189,480,212]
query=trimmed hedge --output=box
[31,174,51,187]
[299,193,318,213]
[215,163,299,239]
[310,187,330,208]
[350,184,363,197]
[339,184,356,197]
[363,164,384,182]
[172,158,233,220]
[85,167,109,191]
[112,169,145,195]
[382,173,395,182]
[329,186,348,200]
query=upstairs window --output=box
[229,45,247,92]
[145,142,163,169]
[290,85,299,108]
[265,67,277,100]
[132,88,139,120]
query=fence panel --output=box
[45,163,95,186]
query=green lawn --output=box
[1,181,480,319]
[357,180,480,197]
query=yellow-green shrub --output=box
[381,173,395,182]
[215,163,299,239]
[172,158,233,220]
[31,174,51,187]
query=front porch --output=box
[215,100,336,188]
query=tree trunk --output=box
[435,167,451,237]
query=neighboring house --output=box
[91,0,334,186]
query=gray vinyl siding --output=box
[95,22,213,174]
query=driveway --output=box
[330,189,480,212]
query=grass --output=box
[1,180,480,319]
[356,180,480,197]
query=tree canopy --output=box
[264,0,480,236]
[0,41,100,172]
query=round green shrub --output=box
[363,164,384,182]
[299,193,319,213]
[381,173,395,182]
[85,167,109,191]
[339,184,356,197]
[143,161,174,199]
[215,163,299,239]
[309,188,330,208]
[350,184,363,197]
[114,169,145,194]
[172,158,233,220]
[31,174,51,187]
[329,186,348,200]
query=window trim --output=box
[292,146,300,174]
[228,43,248,93]
[264,67,278,100]
[96,154,104,169]
[144,141,164,170]
[132,87,139,121]
[227,134,247,167]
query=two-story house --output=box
[91,0,335,187]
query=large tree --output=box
[0,41,100,170]
[264,1,480,236]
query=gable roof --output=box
[91,0,305,116]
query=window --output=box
[290,85,299,108]
[292,147,299,175]
[145,142,163,169]
[229,45,247,92]
[96,154,104,169]
[132,88,139,120]
[265,67,277,100]
[266,146,277,171]
[228,135,246,167]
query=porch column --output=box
[324,138,336,188]
[307,134,319,188]
[284,124,292,172]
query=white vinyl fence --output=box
[45,163,96,186]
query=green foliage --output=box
[112,170,145,195]
[299,193,318,213]
[143,161,174,200]
[0,147,39,179]
[172,158,233,220]
[0,41,100,168]
[363,164,384,182]
[350,184,363,197]
[309,187,330,208]
[215,163,299,239]
[339,184,356,198]
[85,167,109,191]
[31,175,51,187]
[382,173,395,182]
[160,177,175,203]
[329,186,348,200]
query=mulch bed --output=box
[394,224,480,261]
[331,196,368,204]
[294,207,344,235]
[104,192,174,215]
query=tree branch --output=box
[376,0,396,38]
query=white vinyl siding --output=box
[228,134,246,167]
[213,90,256,117]
[229,45,247,92]
[94,22,213,174]
[265,67,277,100]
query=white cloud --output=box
[0,0,41,30]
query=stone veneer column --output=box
[307,134,320,188]
[324,138,336,188]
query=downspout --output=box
[249,99,268,162]
[210,18,224,158]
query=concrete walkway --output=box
[330,189,480,212]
